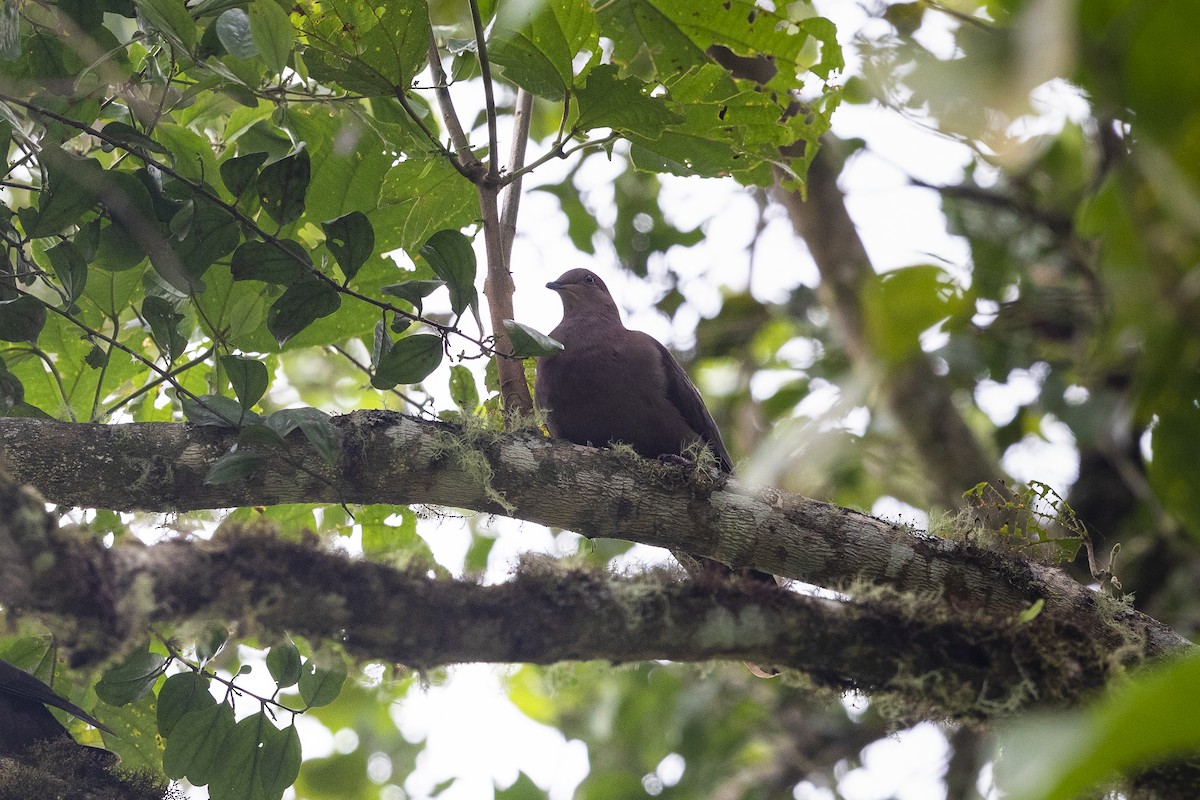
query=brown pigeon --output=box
[535,268,733,473]
[536,269,780,677]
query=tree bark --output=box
[0,413,1189,705]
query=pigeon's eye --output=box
[585,275,595,284]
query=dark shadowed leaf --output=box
[419,229,478,322]
[266,641,302,689]
[265,406,340,466]
[220,354,268,409]
[46,240,87,303]
[371,333,443,389]
[142,296,188,363]
[298,658,346,708]
[231,239,312,285]
[0,296,46,343]
[267,279,341,347]
[380,279,445,313]
[322,211,374,282]
[181,393,256,428]
[205,449,262,484]
[162,701,236,784]
[257,149,311,226]
[220,151,268,197]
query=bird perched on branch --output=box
[0,658,115,761]
[535,268,734,474]
[536,269,780,678]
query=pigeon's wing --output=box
[653,339,734,472]
[0,659,114,734]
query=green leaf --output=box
[574,64,682,138]
[490,0,599,100]
[216,8,256,58]
[162,701,236,784]
[998,652,1200,800]
[267,279,342,347]
[157,671,215,738]
[95,649,167,706]
[266,641,302,689]
[371,333,443,389]
[257,149,311,226]
[231,239,311,285]
[26,149,103,238]
[142,296,188,363]
[380,279,445,311]
[98,121,170,156]
[249,0,294,74]
[46,240,88,304]
[220,151,269,197]
[322,211,375,282]
[261,723,302,797]
[449,364,479,411]
[419,229,478,322]
[502,320,564,358]
[181,393,254,427]
[134,0,198,49]
[295,0,430,91]
[373,158,478,255]
[861,266,971,364]
[205,449,262,484]
[171,196,240,282]
[220,354,269,409]
[0,296,47,343]
[265,406,341,467]
[298,658,346,709]
[0,364,24,412]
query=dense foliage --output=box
[0,0,1198,799]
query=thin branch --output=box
[426,30,476,169]
[468,0,501,182]
[101,343,217,419]
[500,88,534,265]
[500,133,618,187]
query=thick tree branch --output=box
[0,505,1181,723]
[0,414,1188,671]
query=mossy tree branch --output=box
[0,412,1190,690]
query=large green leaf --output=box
[257,149,311,226]
[371,332,443,388]
[419,229,478,322]
[295,0,430,92]
[163,701,237,785]
[266,279,343,347]
[998,652,1200,800]
[490,0,598,100]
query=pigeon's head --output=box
[546,269,620,319]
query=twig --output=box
[500,89,534,264]
[426,31,477,170]
[468,0,501,183]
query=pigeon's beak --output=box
[546,280,565,291]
